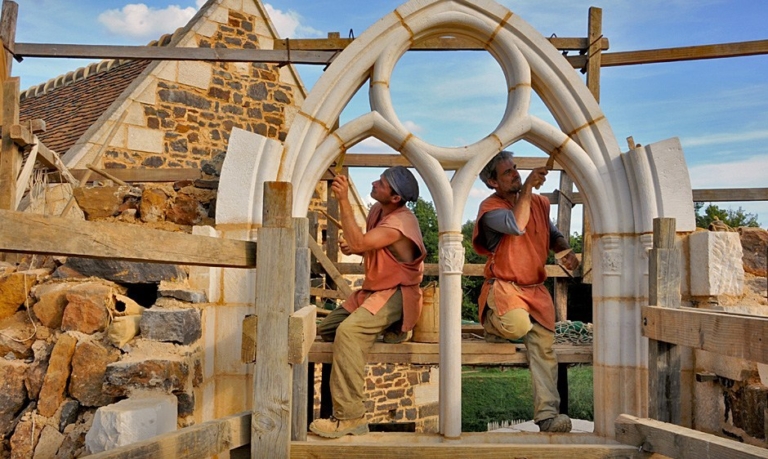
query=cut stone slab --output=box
[85,395,177,454]
[689,231,744,297]
[140,307,202,345]
[58,258,187,284]
[10,417,43,459]
[38,334,78,417]
[0,270,45,321]
[139,187,168,223]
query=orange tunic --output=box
[341,203,426,331]
[471,193,555,331]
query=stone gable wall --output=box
[102,10,295,173]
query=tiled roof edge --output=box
[19,29,184,102]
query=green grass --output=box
[461,364,593,432]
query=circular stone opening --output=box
[389,50,507,148]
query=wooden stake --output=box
[0,77,19,209]
[252,182,295,459]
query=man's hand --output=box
[559,250,580,271]
[339,238,352,256]
[331,175,350,202]
[525,167,549,190]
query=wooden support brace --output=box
[13,142,36,209]
[0,77,20,209]
[615,414,768,459]
[307,237,353,298]
[241,305,318,365]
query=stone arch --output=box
[218,0,695,438]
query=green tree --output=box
[461,220,485,322]
[694,202,759,229]
[408,198,439,264]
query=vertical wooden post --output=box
[647,217,682,424]
[252,182,295,459]
[0,0,18,80]
[291,217,310,441]
[0,76,19,210]
[554,176,574,415]
[581,6,602,284]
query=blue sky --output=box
[14,0,768,230]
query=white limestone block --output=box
[689,231,744,296]
[759,363,768,386]
[696,349,755,382]
[85,395,178,454]
[413,367,440,405]
[178,61,212,90]
[127,126,163,154]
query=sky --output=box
[13,0,768,231]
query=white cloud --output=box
[681,129,768,148]
[264,3,322,38]
[688,155,768,190]
[349,137,396,154]
[98,3,197,39]
[469,185,492,199]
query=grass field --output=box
[461,364,593,432]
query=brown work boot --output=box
[383,329,412,344]
[537,414,572,433]
[309,415,369,438]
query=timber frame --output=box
[1,0,767,458]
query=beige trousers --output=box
[316,289,403,420]
[483,287,561,422]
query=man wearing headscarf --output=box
[310,166,426,438]
[472,151,579,433]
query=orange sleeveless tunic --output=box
[471,193,555,331]
[341,203,426,331]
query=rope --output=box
[554,320,592,345]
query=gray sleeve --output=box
[482,209,525,236]
[549,220,565,248]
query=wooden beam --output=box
[14,42,335,65]
[642,306,768,365]
[308,340,592,365]
[307,238,354,298]
[240,306,317,365]
[13,141,36,208]
[288,305,317,365]
[0,0,18,80]
[615,414,768,459]
[647,217,681,425]
[544,188,768,206]
[292,217,310,442]
[603,39,768,67]
[291,438,642,459]
[252,182,295,459]
[309,287,346,300]
[47,167,202,184]
[0,77,19,209]
[0,208,255,267]
[87,411,250,459]
[273,34,609,52]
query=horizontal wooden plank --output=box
[273,35,609,52]
[615,414,768,459]
[336,262,577,278]
[47,168,202,183]
[603,38,768,67]
[14,42,335,64]
[310,287,346,300]
[309,340,592,365]
[0,208,255,268]
[291,441,642,458]
[88,411,250,459]
[641,306,768,364]
[692,188,768,202]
